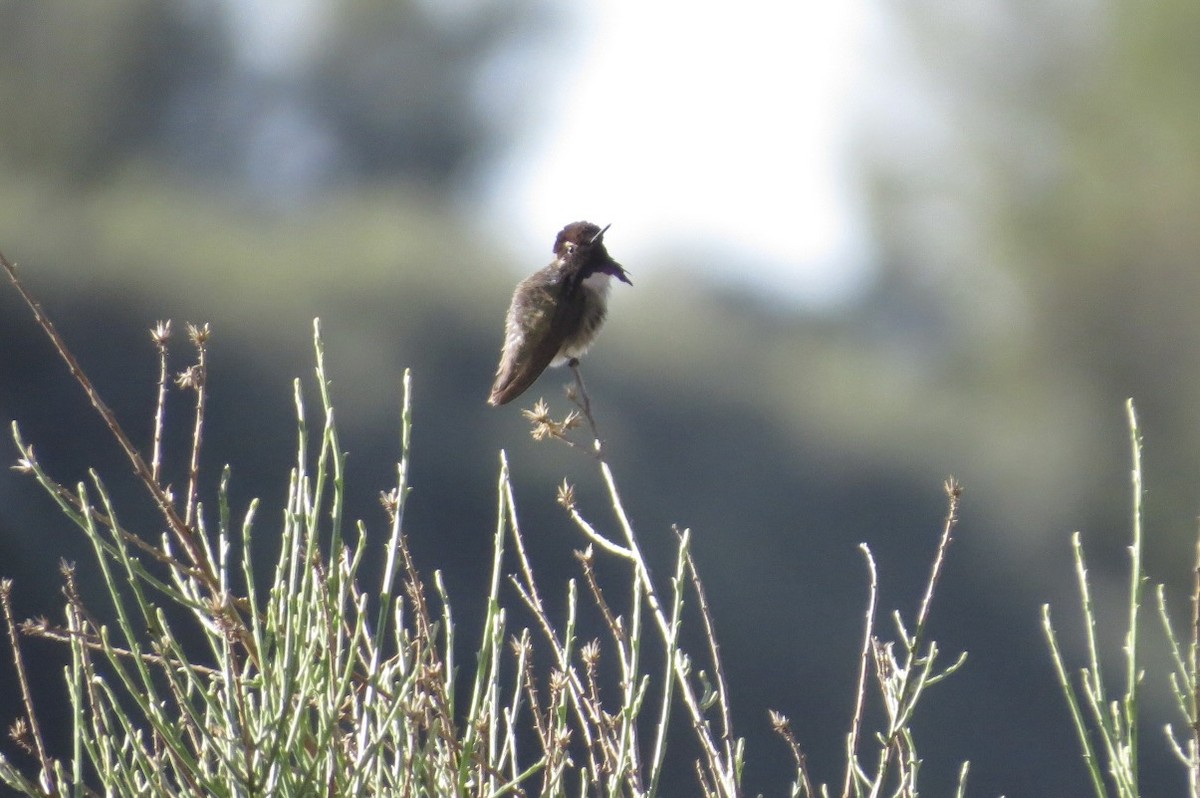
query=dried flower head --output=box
[556,480,575,510]
[522,399,553,439]
[510,635,532,658]
[7,717,32,755]
[573,544,594,566]
[524,400,583,442]
[175,365,205,390]
[187,322,211,347]
[379,489,400,520]
[580,639,601,666]
[11,446,36,474]
[150,320,172,347]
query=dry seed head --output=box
[523,399,552,426]
[7,718,32,755]
[175,365,204,390]
[524,399,555,441]
[556,480,575,510]
[945,476,962,499]
[379,489,400,520]
[11,444,36,473]
[186,322,211,346]
[150,320,172,346]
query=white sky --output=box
[487,0,874,306]
[230,0,875,305]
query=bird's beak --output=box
[590,223,612,244]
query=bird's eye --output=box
[564,243,576,255]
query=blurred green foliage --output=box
[2,1,1200,795]
[862,0,1200,559]
[0,1,225,179]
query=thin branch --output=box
[20,618,221,679]
[149,321,171,484]
[769,710,815,797]
[574,546,628,655]
[1125,399,1144,788]
[0,580,57,796]
[540,367,741,796]
[1192,524,1200,797]
[180,323,211,529]
[843,543,880,798]
[684,534,736,767]
[0,251,215,586]
[866,478,963,798]
[558,481,632,559]
[567,360,603,455]
[502,464,604,771]
[915,478,961,635]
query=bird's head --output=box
[553,221,632,284]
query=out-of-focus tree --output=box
[309,0,553,185]
[0,0,552,194]
[859,0,1200,547]
[0,0,227,181]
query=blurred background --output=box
[1,0,1198,794]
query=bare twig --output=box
[0,251,216,586]
[916,478,961,635]
[20,618,220,679]
[559,481,632,558]
[684,534,736,768]
[843,543,880,798]
[10,435,212,584]
[770,710,815,797]
[567,360,602,454]
[574,546,628,654]
[501,459,605,777]
[1192,526,1200,796]
[0,581,57,795]
[1124,400,1144,787]
[150,320,171,484]
[596,456,736,793]
[540,372,741,796]
[179,323,211,528]
[515,635,550,752]
[865,478,963,798]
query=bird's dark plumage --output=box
[489,221,630,406]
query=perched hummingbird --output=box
[488,221,631,406]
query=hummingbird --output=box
[489,221,631,406]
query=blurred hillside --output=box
[1,1,1199,795]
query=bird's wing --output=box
[489,275,583,406]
